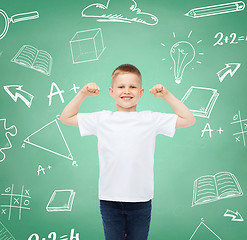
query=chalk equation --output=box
[28,228,79,240]
[214,32,247,46]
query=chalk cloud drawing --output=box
[192,172,243,207]
[217,63,240,82]
[23,119,74,162]
[46,189,75,212]
[4,85,34,108]
[189,218,222,240]
[0,221,16,239]
[185,1,245,18]
[0,184,31,220]
[0,9,39,40]
[181,86,219,118]
[0,119,17,162]
[81,0,158,25]
[231,110,247,146]
[224,209,244,222]
[70,28,105,64]
[11,45,52,76]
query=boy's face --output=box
[109,73,144,112]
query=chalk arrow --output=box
[217,63,240,82]
[224,209,244,222]
[3,85,34,108]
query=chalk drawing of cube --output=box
[70,28,105,64]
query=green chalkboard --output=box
[1,0,247,239]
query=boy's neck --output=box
[116,105,137,112]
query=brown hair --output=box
[111,64,142,87]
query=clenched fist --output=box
[80,83,100,97]
[149,84,169,98]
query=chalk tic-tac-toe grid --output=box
[0,184,31,220]
[231,111,247,147]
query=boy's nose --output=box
[124,89,130,93]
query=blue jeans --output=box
[100,200,152,240]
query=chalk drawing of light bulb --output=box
[170,41,195,84]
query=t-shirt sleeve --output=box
[77,111,101,136]
[152,112,178,137]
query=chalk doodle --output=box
[214,32,247,46]
[217,63,241,82]
[201,123,224,138]
[161,31,204,83]
[170,41,195,84]
[224,209,244,222]
[37,165,52,176]
[70,84,80,93]
[48,82,65,106]
[189,218,222,240]
[46,189,75,212]
[70,28,105,64]
[181,86,219,118]
[11,45,52,76]
[81,0,158,25]
[192,172,243,207]
[23,119,74,162]
[231,111,247,146]
[4,85,34,108]
[0,9,39,40]
[0,119,17,162]
[0,221,16,239]
[0,184,31,220]
[28,228,79,240]
[185,1,245,18]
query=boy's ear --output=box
[140,88,144,98]
[109,87,113,97]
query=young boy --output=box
[60,64,196,240]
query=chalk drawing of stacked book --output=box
[11,45,52,76]
[46,189,75,212]
[181,86,219,118]
[192,172,243,207]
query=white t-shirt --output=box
[77,110,178,202]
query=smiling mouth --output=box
[121,96,133,100]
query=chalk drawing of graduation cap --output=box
[81,0,158,25]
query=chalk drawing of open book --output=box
[11,45,52,76]
[192,171,243,207]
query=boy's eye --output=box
[130,86,136,88]
[118,86,124,88]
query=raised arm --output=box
[60,83,100,126]
[149,84,196,129]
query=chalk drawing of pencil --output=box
[185,1,245,18]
